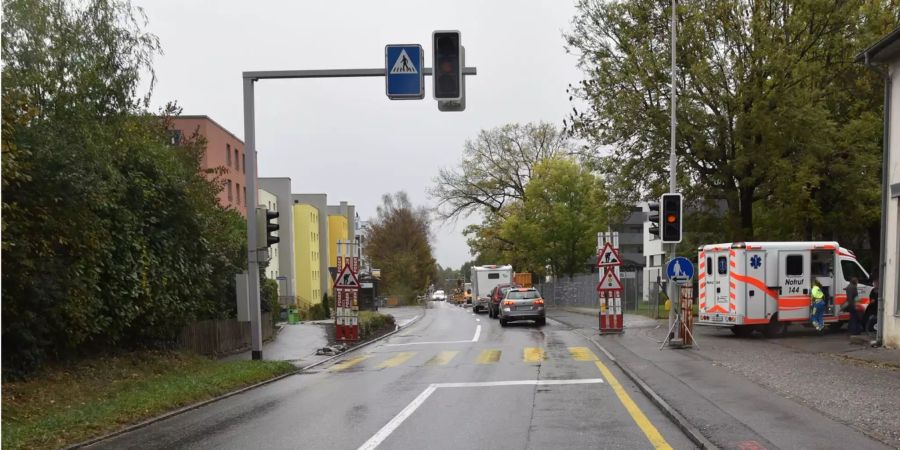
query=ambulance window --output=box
[717,257,727,275]
[840,260,867,282]
[786,255,803,276]
[487,273,499,279]
[707,257,712,275]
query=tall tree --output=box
[565,0,897,251]
[430,122,579,220]
[364,192,437,303]
[2,0,246,374]
[501,158,609,277]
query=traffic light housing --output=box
[661,193,682,243]
[256,207,279,248]
[647,201,660,240]
[433,30,462,101]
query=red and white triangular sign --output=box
[597,269,623,292]
[597,242,622,267]
[334,263,359,289]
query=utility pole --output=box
[667,0,679,341]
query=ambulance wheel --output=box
[763,318,788,338]
[731,326,752,337]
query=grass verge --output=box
[2,351,295,450]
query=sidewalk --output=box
[548,306,899,450]
[224,306,425,368]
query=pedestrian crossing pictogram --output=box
[390,49,418,74]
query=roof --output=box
[173,115,245,145]
[856,26,900,64]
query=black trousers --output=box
[848,308,861,335]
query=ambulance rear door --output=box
[702,247,731,322]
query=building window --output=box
[226,144,231,165]
[243,154,246,173]
[236,183,241,205]
[234,149,239,170]
[227,180,233,201]
[243,187,247,204]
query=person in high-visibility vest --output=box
[810,280,826,331]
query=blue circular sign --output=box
[666,257,694,285]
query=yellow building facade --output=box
[327,214,349,296]
[293,204,322,310]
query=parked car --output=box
[487,283,521,318]
[431,290,446,301]
[498,287,546,326]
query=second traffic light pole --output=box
[242,66,477,360]
[667,0,680,343]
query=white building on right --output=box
[858,26,900,349]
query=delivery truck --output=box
[470,265,513,313]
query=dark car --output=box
[498,287,546,326]
[488,283,520,319]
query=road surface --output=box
[89,302,692,449]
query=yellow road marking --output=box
[569,346,599,361]
[426,351,459,366]
[376,352,417,369]
[329,355,371,372]
[523,347,545,363]
[476,349,502,364]
[594,360,673,450]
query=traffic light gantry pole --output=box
[242,65,477,360]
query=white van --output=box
[470,265,513,313]
[697,242,873,336]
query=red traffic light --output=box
[666,214,677,224]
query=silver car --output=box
[498,287,546,326]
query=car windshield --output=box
[507,290,540,300]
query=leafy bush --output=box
[1,0,246,376]
[358,312,396,339]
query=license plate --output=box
[711,316,724,322]
[513,306,531,311]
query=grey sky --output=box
[137,0,583,269]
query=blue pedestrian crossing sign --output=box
[385,44,424,100]
[666,257,694,285]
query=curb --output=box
[67,309,426,449]
[548,312,718,450]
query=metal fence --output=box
[537,270,667,317]
[177,312,274,356]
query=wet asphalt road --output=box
[88,302,692,449]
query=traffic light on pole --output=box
[255,207,279,249]
[661,193,683,243]
[432,30,461,101]
[647,201,660,240]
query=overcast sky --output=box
[136,0,584,269]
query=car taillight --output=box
[533,299,544,305]
[503,300,515,306]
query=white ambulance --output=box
[697,242,874,336]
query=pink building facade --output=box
[170,116,254,217]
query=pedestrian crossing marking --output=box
[426,351,459,366]
[523,347,545,363]
[569,347,599,361]
[330,355,371,372]
[476,349,502,364]
[377,352,417,369]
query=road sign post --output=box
[597,232,623,334]
[661,256,698,350]
[334,240,360,341]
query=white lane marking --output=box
[357,384,438,450]
[386,325,481,347]
[476,318,480,322]
[358,378,604,449]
